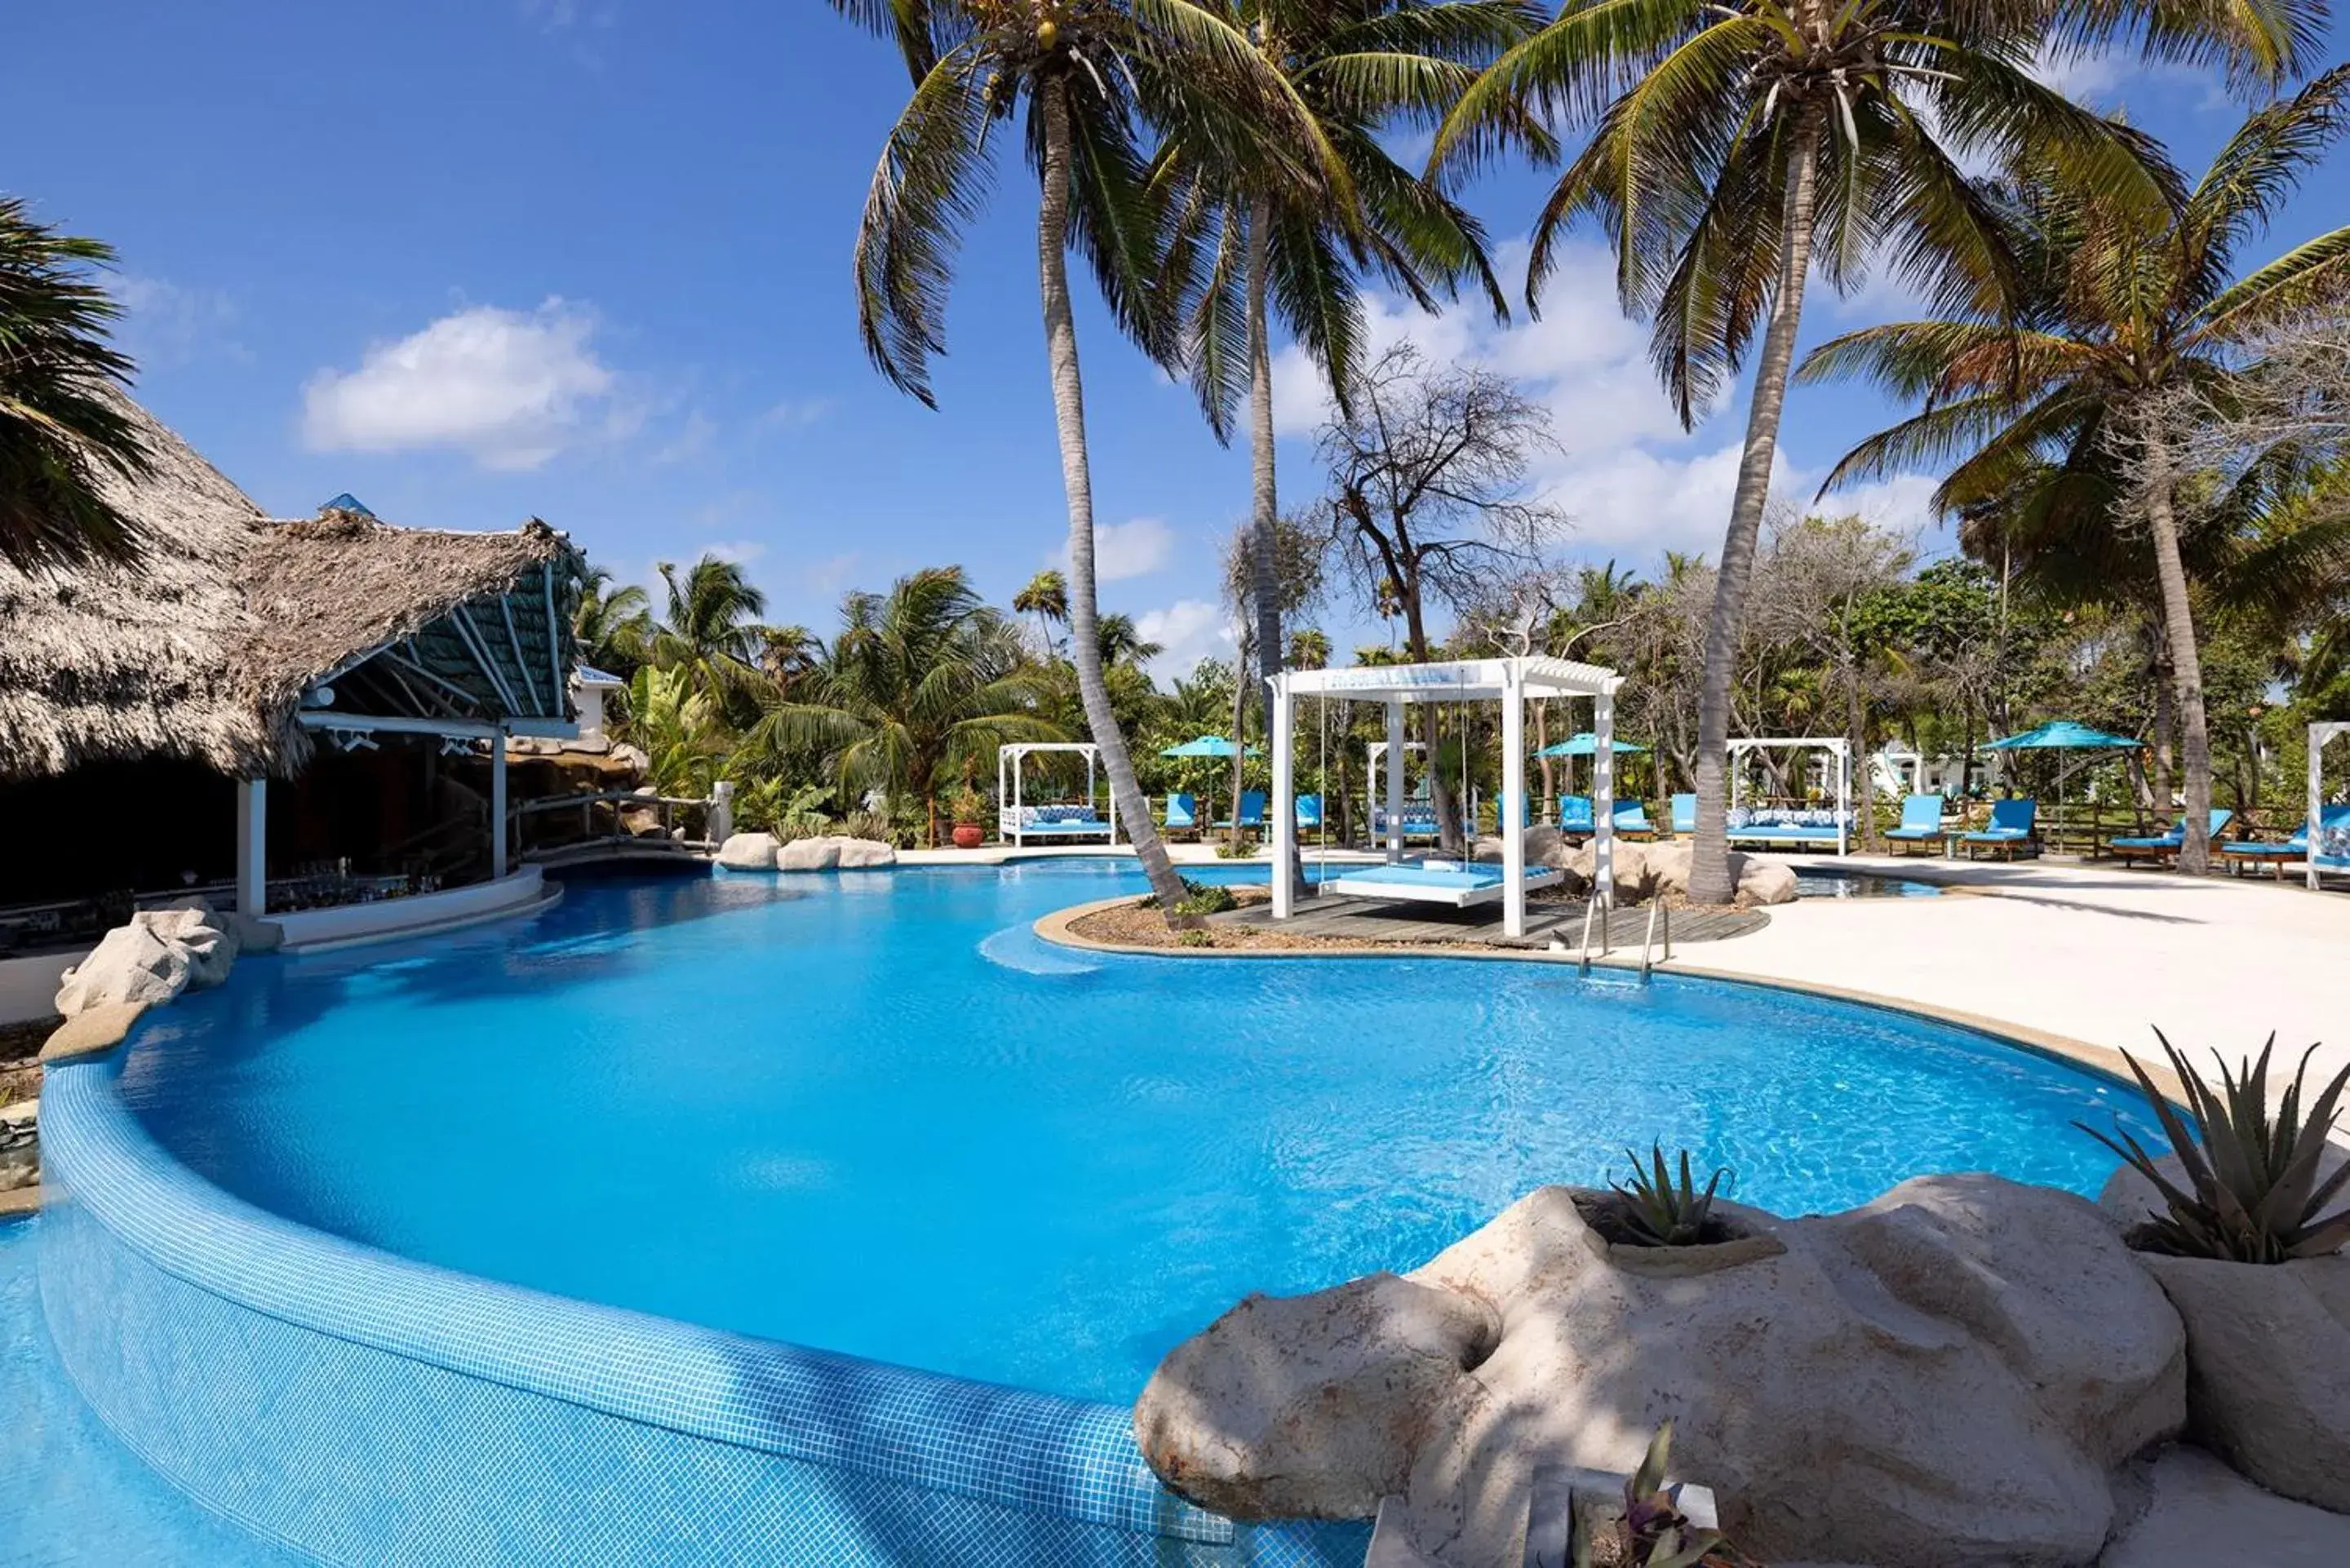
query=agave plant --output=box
[1611,1145,1730,1248]
[2079,1030,2350,1265]
[1573,1421,1736,1568]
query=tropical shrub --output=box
[1607,1145,1733,1248]
[731,777,831,837]
[1573,1421,1743,1568]
[2079,1030,2350,1264]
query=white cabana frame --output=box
[2311,722,2348,891]
[996,742,1120,848]
[1270,657,1625,938]
[1726,736,1852,856]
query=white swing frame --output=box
[1269,656,1625,938]
[1725,736,1852,856]
[996,742,1120,848]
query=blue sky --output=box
[15,1,2348,678]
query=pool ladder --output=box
[1572,897,1669,980]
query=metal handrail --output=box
[1576,897,1597,977]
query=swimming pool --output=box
[105,859,2140,1405]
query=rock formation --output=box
[55,901,241,1017]
[716,831,779,870]
[1137,1176,2186,1567]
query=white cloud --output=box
[301,299,617,470]
[1133,598,1234,684]
[117,275,247,368]
[760,396,833,429]
[1271,239,1939,564]
[1059,516,1174,582]
[653,410,717,466]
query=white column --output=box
[234,777,267,917]
[1385,701,1406,863]
[1594,693,1616,911]
[1837,743,1851,856]
[490,729,509,879]
[1270,674,1297,919]
[2312,724,2328,893]
[709,780,735,846]
[1501,669,1527,938]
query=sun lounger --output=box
[1327,859,1564,909]
[2220,804,2350,878]
[1727,807,1848,851]
[1960,798,2038,859]
[1163,792,1199,839]
[1556,795,1595,838]
[2112,809,2234,865]
[1670,793,1696,836]
[1214,791,1268,831]
[1612,800,1656,839]
[1295,794,1324,830]
[1882,794,1948,854]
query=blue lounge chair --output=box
[1215,791,1268,831]
[1882,794,1948,854]
[1556,795,1594,835]
[1163,792,1199,839]
[1612,800,1656,839]
[1294,794,1324,830]
[2112,809,2234,865]
[2221,804,2350,878]
[1670,793,1696,835]
[1961,798,2038,859]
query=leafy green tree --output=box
[574,566,654,677]
[828,0,1340,910]
[1434,0,2312,901]
[1013,567,1070,657]
[1805,68,2350,870]
[0,198,151,573]
[753,566,1060,844]
[621,664,725,799]
[650,554,769,708]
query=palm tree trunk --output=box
[2143,472,2214,874]
[1226,627,1250,853]
[1846,658,1877,852]
[1401,589,1462,852]
[1036,77,1186,913]
[1689,109,1825,905]
[1244,195,1303,893]
[2150,630,2175,828]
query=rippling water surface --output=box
[122,861,2156,1403]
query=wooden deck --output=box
[1213,893,1768,950]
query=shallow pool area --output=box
[107,859,2143,1406]
[1794,867,1949,898]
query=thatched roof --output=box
[0,393,583,782]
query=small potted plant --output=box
[950,788,987,849]
[1565,1421,1755,1568]
[2081,1031,2350,1510]
[1572,1145,1785,1277]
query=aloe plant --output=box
[2079,1030,2350,1265]
[1574,1421,1736,1568]
[1610,1145,1730,1248]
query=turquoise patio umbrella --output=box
[1159,734,1259,758]
[1980,720,2143,819]
[1535,731,1649,757]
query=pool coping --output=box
[1033,894,2192,1106]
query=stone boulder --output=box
[55,901,241,1016]
[2131,1252,2350,1513]
[716,831,779,871]
[776,836,843,871]
[1472,826,1567,870]
[1559,839,1651,904]
[1644,843,1798,906]
[1146,1176,2186,1568]
[1134,1272,1501,1520]
[833,837,898,868]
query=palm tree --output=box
[650,553,767,703]
[1433,0,2314,903]
[1013,566,1070,658]
[574,566,654,676]
[0,198,151,574]
[1803,68,2350,872]
[1157,0,1533,880]
[827,0,1342,912]
[753,567,1060,844]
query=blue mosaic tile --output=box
[37,1056,1368,1566]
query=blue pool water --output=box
[104,860,2155,1407]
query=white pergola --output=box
[1727,736,1852,856]
[996,742,1119,847]
[2312,721,2348,890]
[1269,656,1625,937]
[1363,739,1428,815]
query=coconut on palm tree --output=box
[1433,0,2315,902]
[0,198,151,574]
[751,566,1060,845]
[1802,66,2350,872]
[827,0,1346,912]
